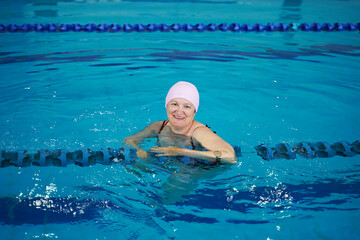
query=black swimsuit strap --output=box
[190,138,196,150]
[158,120,168,134]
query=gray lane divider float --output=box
[0,140,359,168]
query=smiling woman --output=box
[123,81,237,164]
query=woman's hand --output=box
[123,137,139,149]
[136,149,149,160]
[150,146,184,157]
[123,137,149,160]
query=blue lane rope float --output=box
[255,140,360,161]
[0,140,359,168]
[0,23,359,33]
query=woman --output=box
[123,81,237,165]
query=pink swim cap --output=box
[165,81,199,112]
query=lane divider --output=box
[1,23,359,33]
[255,140,360,161]
[0,140,359,168]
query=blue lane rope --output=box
[0,23,359,33]
[255,140,359,161]
[0,140,359,168]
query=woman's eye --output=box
[185,105,191,109]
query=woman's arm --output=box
[123,121,161,148]
[123,121,162,159]
[150,127,237,165]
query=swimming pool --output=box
[1,0,360,239]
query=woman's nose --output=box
[175,107,184,113]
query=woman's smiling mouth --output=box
[174,115,185,120]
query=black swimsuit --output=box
[158,121,219,165]
[158,120,196,149]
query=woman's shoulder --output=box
[142,121,164,133]
[191,121,210,134]
[192,120,205,128]
[152,121,165,125]
[149,121,165,128]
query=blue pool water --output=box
[1,0,360,239]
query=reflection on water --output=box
[282,0,302,7]
[1,172,359,225]
[34,10,58,18]
[279,0,303,42]
[1,44,360,67]
[280,0,302,22]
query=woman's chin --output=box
[171,119,186,127]
[172,121,183,127]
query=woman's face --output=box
[166,98,196,129]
